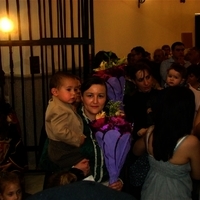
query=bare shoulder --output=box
[171,135,200,166]
[183,135,199,145]
[182,135,200,151]
[184,135,200,180]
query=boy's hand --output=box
[80,134,86,145]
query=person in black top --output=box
[123,62,159,199]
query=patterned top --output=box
[78,107,108,182]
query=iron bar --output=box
[16,0,27,147]
[27,0,38,166]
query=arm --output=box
[133,125,154,156]
[132,134,146,156]
[194,106,200,127]
[187,135,200,180]
[192,107,200,140]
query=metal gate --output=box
[0,0,94,170]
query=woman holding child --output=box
[123,62,160,199]
[124,62,159,141]
[41,73,123,191]
[78,76,123,191]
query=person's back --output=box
[142,133,198,200]
[26,181,136,200]
[133,87,200,199]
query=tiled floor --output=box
[24,172,45,195]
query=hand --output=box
[137,128,147,136]
[108,179,123,191]
[80,134,86,145]
[73,158,90,176]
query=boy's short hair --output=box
[49,71,77,90]
[167,63,187,79]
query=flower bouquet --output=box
[90,100,132,184]
[93,51,127,102]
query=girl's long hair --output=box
[153,86,195,161]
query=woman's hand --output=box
[73,158,90,176]
[108,179,123,191]
[137,128,147,136]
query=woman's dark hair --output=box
[153,86,195,161]
[80,76,107,95]
[128,62,152,80]
[186,64,200,81]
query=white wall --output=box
[94,0,200,58]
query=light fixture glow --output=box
[0,17,13,33]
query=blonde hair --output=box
[47,171,77,188]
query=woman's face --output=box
[0,182,22,200]
[133,69,153,92]
[187,73,199,86]
[81,84,107,120]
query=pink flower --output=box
[91,118,106,129]
[90,116,132,135]
[110,116,126,126]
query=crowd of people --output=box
[1,42,200,200]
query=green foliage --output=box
[106,100,123,116]
[103,51,126,69]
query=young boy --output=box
[165,63,186,87]
[45,71,89,175]
[146,63,186,130]
[165,63,200,117]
